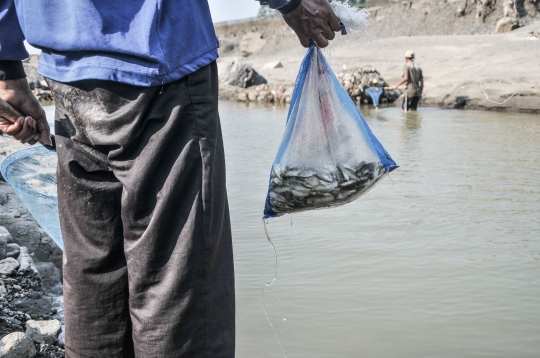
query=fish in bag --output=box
[263,45,398,218]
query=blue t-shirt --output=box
[0,0,290,86]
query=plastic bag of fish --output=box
[263,45,399,218]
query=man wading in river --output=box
[0,0,341,356]
[392,50,424,111]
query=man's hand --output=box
[0,78,51,145]
[282,0,342,48]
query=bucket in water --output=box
[365,87,384,107]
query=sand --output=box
[215,2,540,113]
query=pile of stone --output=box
[218,61,267,89]
[235,84,293,104]
[0,262,64,357]
[0,321,64,358]
[0,220,64,357]
[337,66,401,106]
[0,269,64,357]
[233,65,401,106]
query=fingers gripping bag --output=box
[263,45,398,218]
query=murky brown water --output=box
[220,102,540,358]
[44,102,540,357]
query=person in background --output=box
[0,0,340,357]
[392,50,424,111]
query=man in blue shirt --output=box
[0,0,340,356]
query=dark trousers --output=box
[46,62,235,358]
[402,95,420,111]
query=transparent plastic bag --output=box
[1,146,63,249]
[263,45,398,218]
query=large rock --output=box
[0,193,8,206]
[5,244,19,259]
[262,61,283,70]
[239,32,266,57]
[34,262,62,295]
[0,258,19,275]
[0,226,8,260]
[25,320,61,345]
[495,17,519,33]
[0,332,37,358]
[16,247,37,273]
[218,61,267,88]
[9,294,54,318]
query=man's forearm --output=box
[394,77,407,89]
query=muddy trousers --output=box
[46,62,235,358]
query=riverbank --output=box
[215,3,540,113]
[0,130,64,356]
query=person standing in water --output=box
[392,50,424,111]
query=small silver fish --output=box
[339,180,358,189]
[316,173,334,182]
[298,169,317,178]
[272,186,291,195]
[306,196,334,206]
[336,189,356,200]
[270,192,288,204]
[312,182,338,193]
[290,183,310,193]
[304,176,320,188]
[291,189,309,198]
[285,169,302,177]
[272,200,294,210]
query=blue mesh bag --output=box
[1,146,62,249]
[263,45,399,219]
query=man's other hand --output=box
[0,78,51,145]
[282,0,341,48]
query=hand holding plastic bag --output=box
[263,45,398,218]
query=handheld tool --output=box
[0,97,55,150]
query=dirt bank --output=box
[215,1,540,113]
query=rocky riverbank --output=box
[0,140,64,357]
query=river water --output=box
[218,102,540,358]
[43,103,540,357]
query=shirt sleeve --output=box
[0,0,28,61]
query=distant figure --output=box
[392,50,424,111]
